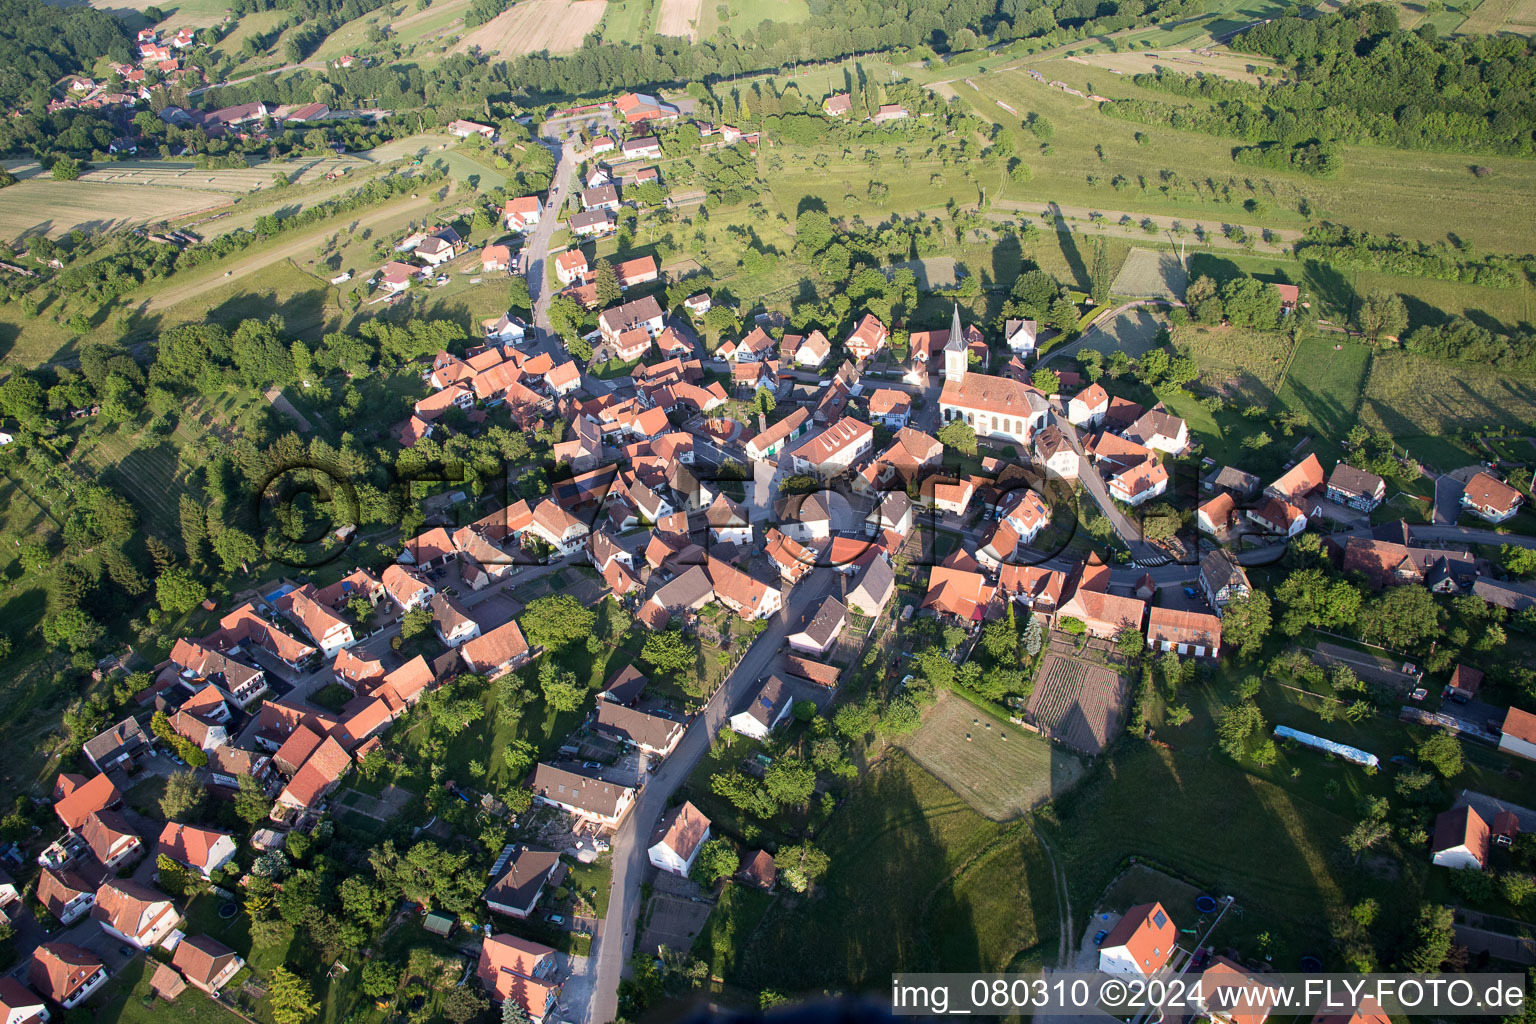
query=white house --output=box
[1004,318,1037,354]
[526,500,591,557]
[788,418,874,479]
[705,494,753,546]
[646,801,710,876]
[1067,383,1109,429]
[157,823,237,878]
[787,596,847,656]
[1431,806,1490,870]
[1098,902,1177,978]
[729,675,795,741]
[1499,707,1536,762]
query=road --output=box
[138,188,447,315]
[1046,409,1169,565]
[527,134,575,339]
[584,568,839,1024]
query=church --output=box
[937,304,1049,447]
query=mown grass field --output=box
[720,752,1056,993]
[312,0,474,61]
[697,0,809,37]
[1276,333,1371,441]
[1178,322,1292,400]
[897,692,1084,821]
[598,0,654,41]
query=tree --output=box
[160,768,205,820]
[1222,591,1272,659]
[641,629,695,678]
[1504,545,1536,577]
[1216,701,1265,759]
[521,595,596,652]
[774,843,831,892]
[442,988,489,1024]
[51,156,81,181]
[369,840,480,912]
[753,386,776,416]
[42,608,103,652]
[507,274,531,313]
[235,771,273,824]
[1358,586,1441,649]
[981,620,1018,662]
[763,757,816,807]
[502,739,536,778]
[539,663,586,712]
[1184,275,1222,324]
[156,566,207,616]
[593,257,621,307]
[1275,569,1362,635]
[1031,367,1061,394]
[211,527,258,574]
[399,606,433,640]
[1398,904,1455,972]
[1089,237,1110,306]
[266,966,319,1024]
[503,998,533,1024]
[690,838,740,885]
[937,418,977,457]
[358,960,400,999]
[1357,289,1407,343]
[1417,731,1463,778]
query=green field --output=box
[720,753,1056,992]
[600,0,655,41]
[1361,350,1536,469]
[697,0,810,37]
[1276,333,1372,442]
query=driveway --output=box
[583,568,839,1024]
[1433,474,1467,525]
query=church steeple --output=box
[943,302,968,383]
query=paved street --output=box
[584,568,838,1024]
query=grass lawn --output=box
[697,0,810,36]
[93,957,237,1024]
[1360,350,1536,470]
[722,752,1055,992]
[1176,322,1292,404]
[694,883,776,980]
[599,0,654,41]
[1276,334,1372,444]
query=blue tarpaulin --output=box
[1274,725,1380,768]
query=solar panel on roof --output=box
[1153,910,1167,928]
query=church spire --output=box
[946,302,965,352]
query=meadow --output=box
[695,0,809,38]
[653,0,701,38]
[896,692,1085,821]
[597,0,654,42]
[1360,350,1536,469]
[719,753,1057,992]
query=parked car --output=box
[1093,930,1108,946]
[582,761,602,770]
[547,914,565,925]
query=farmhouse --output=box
[1498,706,1536,762]
[1461,471,1523,523]
[570,210,616,237]
[448,119,496,139]
[28,944,108,1010]
[745,407,810,461]
[171,935,244,996]
[555,249,588,284]
[1146,607,1222,657]
[845,313,889,362]
[615,91,680,124]
[789,417,874,478]
[1326,463,1386,511]
[529,764,635,828]
[1199,549,1251,612]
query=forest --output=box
[0,0,132,109]
[1101,3,1536,158]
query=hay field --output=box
[654,0,701,38]
[88,0,232,27]
[454,0,607,55]
[897,693,1083,821]
[1064,47,1284,85]
[1110,246,1188,300]
[0,177,231,240]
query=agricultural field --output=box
[722,753,1056,992]
[653,0,701,38]
[1457,0,1536,34]
[897,692,1085,821]
[696,0,809,37]
[78,0,234,27]
[1060,46,1285,86]
[1109,245,1188,300]
[453,0,608,56]
[309,0,473,61]
[0,173,234,240]
[1360,350,1536,469]
[597,0,654,42]
[1276,334,1371,443]
[1024,651,1130,755]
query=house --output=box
[1311,999,1392,1024]
[555,249,588,285]
[1068,383,1109,428]
[999,488,1052,545]
[52,773,121,830]
[381,564,435,611]
[1498,706,1536,762]
[1210,465,1261,499]
[1462,471,1523,523]
[28,945,108,1010]
[788,596,848,655]
[1120,408,1188,454]
[705,493,753,545]
[430,593,481,647]
[595,702,683,757]
[91,879,181,949]
[745,407,810,461]
[1196,957,1275,1024]
[1199,549,1251,613]
[648,801,710,876]
[81,810,142,869]
[459,619,531,678]
[1055,558,1145,639]
[1198,492,1238,536]
[171,935,244,995]
[614,255,659,290]
[484,846,566,918]
[598,295,664,348]
[871,103,909,123]
[865,491,914,538]
[447,119,496,138]
[481,245,513,273]
[684,293,712,317]
[709,556,783,620]
[276,584,353,654]
[1273,282,1300,312]
[1004,318,1037,354]
[620,135,661,159]
[1146,607,1222,657]
[1447,665,1483,701]
[484,313,529,345]
[867,389,912,428]
[923,566,996,622]
[504,196,543,232]
[615,91,680,124]
[378,260,426,294]
[1097,902,1177,977]
[1267,453,1324,506]
[527,500,591,556]
[589,135,617,154]
[1326,463,1387,511]
[570,209,616,237]
[415,234,458,266]
[1247,495,1308,537]
[0,977,49,1024]
[738,850,777,889]
[82,716,149,773]
[1431,805,1490,870]
[274,736,352,816]
[822,93,853,116]
[157,823,237,877]
[581,184,620,211]
[789,417,874,478]
[1033,425,1079,480]
[37,868,95,924]
[478,934,561,1023]
[793,330,832,368]
[847,556,896,617]
[730,675,795,740]
[1087,433,1167,507]
[844,313,889,362]
[529,764,635,827]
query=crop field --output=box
[0,175,232,240]
[81,0,234,26]
[897,692,1084,821]
[1061,47,1285,85]
[453,0,608,56]
[1110,246,1187,300]
[1458,0,1536,34]
[1025,652,1129,755]
[654,0,701,38]
[725,753,1056,991]
[310,0,472,60]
